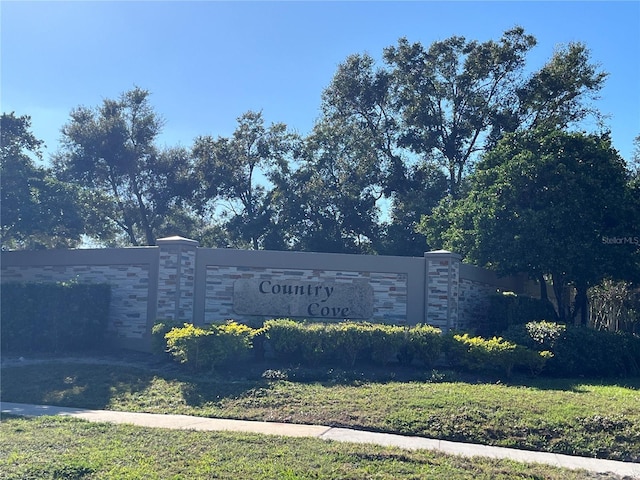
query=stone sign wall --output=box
[200,264,410,326]
[233,279,374,319]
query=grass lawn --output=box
[0,415,623,480]
[1,353,639,478]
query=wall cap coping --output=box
[156,236,199,247]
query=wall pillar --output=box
[156,236,198,323]
[424,250,461,331]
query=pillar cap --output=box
[156,236,199,247]
[424,249,462,260]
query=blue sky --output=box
[2,1,639,163]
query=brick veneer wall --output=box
[1,238,539,350]
[194,247,425,328]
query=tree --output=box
[269,117,383,254]
[318,53,448,255]
[513,42,608,133]
[385,29,608,199]
[193,111,300,250]
[624,134,640,283]
[54,87,196,246]
[420,128,635,323]
[317,27,607,255]
[384,28,538,198]
[1,112,85,249]
[375,162,448,256]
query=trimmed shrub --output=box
[447,333,551,378]
[525,321,566,350]
[264,319,444,368]
[1,281,111,354]
[266,320,377,367]
[480,292,558,336]
[368,324,406,366]
[504,321,640,377]
[503,321,566,351]
[323,322,365,367]
[299,322,329,366]
[264,319,308,362]
[164,321,255,371]
[547,327,640,378]
[407,324,443,367]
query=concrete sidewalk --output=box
[2,402,639,478]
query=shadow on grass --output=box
[0,351,455,412]
[0,352,280,410]
[0,362,156,409]
[2,351,639,412]
[504,374,640,392]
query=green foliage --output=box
[504,321,640,377]
[264,319,443,368]
[0,281,111,353]
[546,327,640,377]
[54,87,198,246]
[193,111,301,250]
[422,129,635,322]
[1,112,86,249]
[151,319,183,356]
[406,324,444,367]
[323,322,367,366]
[263,319,308,362]
[264,320,373,366]
[4,28,612,253]
[481,292,558,335]
[367,324,406,366]
[447,333,551,378]
[164,321,255,371]
[524,321,566,350]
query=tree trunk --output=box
[573,283,589,326]
[129,172,155,246]
[551,272,567,322]
[538,274,548,301]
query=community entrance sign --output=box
[233,279,374,319]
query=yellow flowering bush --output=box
[164,321,255,371]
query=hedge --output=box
[152,317,640,379]
[503,321,640,377]
[264,319,443,368]
[1,281,111,354]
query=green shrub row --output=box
[264,319,549,377]
[264,319,443,368]
[152,318,640,378]
[152,319,444,370]
[504,321,640,377]
[0,281,111,353]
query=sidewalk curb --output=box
[2,402,639,478]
